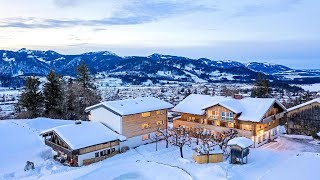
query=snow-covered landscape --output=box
[1,118,319,180]
[1,0,320,179]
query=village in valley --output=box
[0,62,320,180]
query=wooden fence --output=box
[193,153,223,164]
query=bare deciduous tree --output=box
[168,127,192,158]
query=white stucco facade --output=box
[120,132,156,149]
[89,107,122,133]
[253,126,279,148]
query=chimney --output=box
[233,94,243,100]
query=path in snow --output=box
[134,148,195,180]
[262,136,320,152]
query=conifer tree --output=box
[77,61,93,89]
[72,61,101,119]
[17,77,43,118]
[43,69,63,118]
[251,73,270,98]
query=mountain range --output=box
[1,48,319,86]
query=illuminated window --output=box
[215,120,220,126]
[228,122,234,128]
[156,120,164,125]
[142,134,150,141]
[156,110,164,115]
[142,112,151,117]
[187,116,196,122]
[208,110,219,119]
[141,123,151,129]
[242,124,252,131]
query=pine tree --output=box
[251,73,270,98]
[72,61,101,120]
[77,61,92,89]
[43,69,63,118]
[17,77,43,118]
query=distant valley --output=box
[1,48,320,87]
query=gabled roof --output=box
[227,137,253,149]
[202,99,244,114]
[85,97,173,116]
[40,122,126,150]
[172,94,231,115]
[287,98,320,112]
[173,94,286,122]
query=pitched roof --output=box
[40,122,126,150]
[173,94,286,122]
[227,137,253,148]
[85,97,173,116]
[287,98,320,112]
[172,94,230,115]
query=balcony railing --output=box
[45,140,72,155]
[275,112,285,119]
[262,112,285,124]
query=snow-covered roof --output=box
[227,137,253,149]
[202,99,244,114]
[172,94,231,115]
[40,122,126,150]
[173,94,286,122]
[85,97,173,116]
[287,98,320,112]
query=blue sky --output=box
[0,0,319,68]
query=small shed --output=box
[227,137,253,165]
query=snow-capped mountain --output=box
[246,62,292,75]
[0,49,319,85]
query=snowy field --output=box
[0,118,320,180]
[296,83,320,92]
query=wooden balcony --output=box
[45,140,73,155]
[262,112,285,124]
[173,119,253,138]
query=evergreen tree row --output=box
[16,61,101,120]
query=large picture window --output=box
[227,112,233,121]
[222,112,233,120]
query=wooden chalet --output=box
[172,94,286,147]
[286,98,320,135]
[85,97,173,149]
[40,121,125,166]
